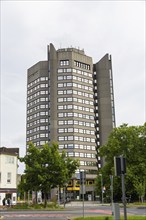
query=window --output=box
[68,144,74,149]
[58,69,63,73]
[40,77,47,81]
[68,128,73,132]
[40,84,46,88]
[40,134,46,137]
[58,83,63,88]
[68,136,73,140]
[58,136,64,141]
[6,156,14,164]
[74,60,90,70]
[80,161,84,165]
[68,152,74,157]
[60,60,69,66]
[58,98,64,102]
[40,141,46,145]
[80,153,84,157]
[40,91,48,95]
[58,113,63,117]
[40,112,46,116]
[59,145,64,149]
[58,76,64,80]
[68,120,73,124]
[67,105,73,109]
[57,91,63,96]
[58,120,63,125]
[67,82,72,87]
[58,128,64,133]
[58,105,64,110]
[67,90,72,94]
[7,172,11,183]
[40,119,48,123]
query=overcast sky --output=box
[1,0,145,173]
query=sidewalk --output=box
[60,201,105,207]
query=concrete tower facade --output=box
[26,43,115,199]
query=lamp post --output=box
[110,175,114,215]
[99,174,103,205]
[63,182,68,208]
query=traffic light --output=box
[114,156,126,176]
[80,171,86,185]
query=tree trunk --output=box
[44,192,47,208]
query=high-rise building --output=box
[26,43,115,198]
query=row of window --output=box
[27,112,48,120]
[27,126,48,134]
[28,83,49,95]
[28,97,49,105]
[58,97,93,105]
[27,118,49,127]
[27,133,48,141]
[27,90,49,99]
[57,75,92,84]
[80,161,97,166]
[58,82,93,92]
[74,60,90,70]
[58,128,95,135]
[66,152,95,158]
[28,77,48,88]
[59,60,91,71]
[60,60,69,66]
[27,104,48,112]
[58,68,92,78]
[59,143,95,150]
[58,112,94,120]
[58,120,95,127]
[27,140,48,147]
[58,90,93,99]
[27,98,49,107]
[58,104,94,113]
[58,136,95,143]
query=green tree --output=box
[96,123,146,202]
[19,142,79,207]
[134,181,145,203]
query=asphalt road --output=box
[0,204,146,219]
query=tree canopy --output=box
[96,123,146,202]
[19,142,79,206]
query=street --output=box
[0,204,146,220]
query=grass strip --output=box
[73,216,146,220]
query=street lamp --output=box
[110,175,114,215]
[99,174,103,205]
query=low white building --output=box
[0,147,19,206]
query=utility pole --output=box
[99,174,103,205]
[121,156,127,220]
[80,171,86,218]
[58,186,60,205]
[114,156,127,220]
[110,175,114,215]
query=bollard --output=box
[113,203,120,220]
